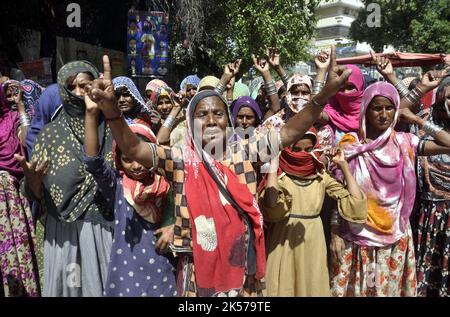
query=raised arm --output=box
[87,56,155,169]
[400,68,449,111]
[253,54,280,119]
[156,93,183,145]
[84,95,100,156]
[314,49,331,125]
[280,46,352,148]
[400,107,450,155]
[216,59,242,97]
[268,47,288,88]
[370,51,400,86]
[14,88,28,147]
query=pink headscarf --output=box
[145,79,168,93]
[0,85,22,178]
[324,64,365,132]
[338,82,418,247]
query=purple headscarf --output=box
[0,85,22,178]
[231,96,263,127]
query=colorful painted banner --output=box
[127,10,169,77]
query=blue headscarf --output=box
[180,75,201,92]
[113,76,147,110]
[113,76,150,125]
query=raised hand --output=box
[317,45,352,103]
[370,51,394,78]
[315,48,331,70]
[266,47,281,69]
[252,55,270,75]
[86,56,120,119]
[420,68,450,91]
[224,59,242,79]
[14,154,49,199]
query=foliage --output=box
[350,0,450,53]
[173,0,321,75]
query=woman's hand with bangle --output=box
[419,68,450,93]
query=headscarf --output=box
[25,84,62,157]
[417,76,450,199]
[32,61,114,226]
[337,82,418,247]
[183,90,265,296]
[0,85,22,178]
[114,124,170,223]
[145,79,168,95]
[113,76,151,125]
[150,85,175,109]
[20,79,44,116]
[231,82,251,100]
[285,74,313,113]
[279,128,324,177]
[145,79,168,109]
[257,128,324,194]
[324,64,365,132]
[231,96,263,126]
[198,76,220,91]
[113,76,147,110]
[180,75,200,91]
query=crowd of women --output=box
[1,45,449,297]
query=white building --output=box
[313,0,371,56]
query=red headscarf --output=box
[113,124,170,223]
[258,128,324,194]
[279,127,324,177]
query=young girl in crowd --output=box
[83,94,177,297]
[259,128,367,296]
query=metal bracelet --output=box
[264,81,278,96]
[330,209,341,226]
[312,82,324,95]
[404,93,418,105]
[162,115,176,130]
[404,87,425,105]
[215,82,226,95]
[394,81,409,98]
[422,121,443,138]
[411,87,425,99]
[19,114,31,127]
[280,73,290,87]
[418,139,426,156]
